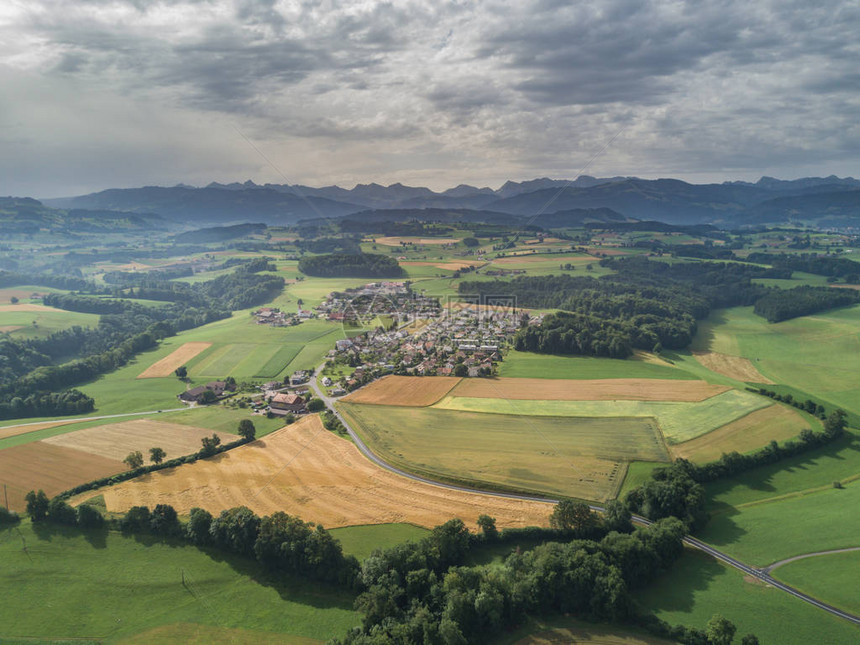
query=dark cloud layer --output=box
[0,0,857,197]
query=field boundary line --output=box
[726,474,860,512]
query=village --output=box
[318,283,544,391]
[175,281,543,415]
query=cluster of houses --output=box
[315,282,440,325]
[326,304,544,390]
[253,307,314,327]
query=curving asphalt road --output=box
[763,547,860,574]
[310,367,860,626]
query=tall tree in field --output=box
[24,489,50,522]
[149,447,166,464]
[238,419,256,441]
[123,450,144,469]
[174,365,188,379]
[707,614,737,645]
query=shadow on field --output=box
[694,504,747,547]
[31,521,108,549]
[200,546,356,610]
[704,430,860,507]
[637,550,725,613]
[689,311,729,352]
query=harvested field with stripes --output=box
[0,442,123,511]
[137,342,212,378]
[343,375,461,407]
[692,351,774,384]
[451,377,728,401]
[75,415,553,529]
[671,404,810,463]
[339,402,668,501]
[43,419,238,462]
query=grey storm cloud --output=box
[0,0,858,197]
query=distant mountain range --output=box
[36,174,860,228]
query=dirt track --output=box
[83,415,553,529]
[452,377,728,402]
[137,342,212,378]
[343,375,462,406]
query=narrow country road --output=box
[763,547,860,574]
[309,365,860,626]
[0,407,191,433]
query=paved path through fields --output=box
[0,407,189,433]
[311,364,860,626]
[763,547,860,574]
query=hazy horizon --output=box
[2,1,858,198]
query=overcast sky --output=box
[1,0,858,198]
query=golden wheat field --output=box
[137,341,212,378]
[76,415,553,529]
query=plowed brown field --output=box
[692,351,774,384]
[80,415,552,529]
[342,375,461,406]
[672,404,808,463]
[451,377,728,402]
[137,342,212,378]
[43,419,238,462]
[0,442,124,511]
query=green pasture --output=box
[495,617,676,645]
[692,305,860,417]
[283,278,371,308]
[499,351,696,380]
[617,461,665,499]
[0,522,359,642]
[0,284,70,303]
[705,428,860,508]
[753,271,831,289]
[773,550,860,615]
[434,389,769,444]
[698,481,860,565]
[0,307,101,340]
[254,345,302,379]
[637,550,859,645]
[329,523,430,560]
[339,402,669,501]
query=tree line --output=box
[462,256,860,359]
[745,252,860,282]
[753,286,859,322]
[298,252,405,278]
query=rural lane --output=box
[763,547,860,574]
[0,407,190,433]
[310,366,860,626]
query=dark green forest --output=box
[299,252,405,278]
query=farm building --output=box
[178,381,233,403]
[269,392,306,415]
